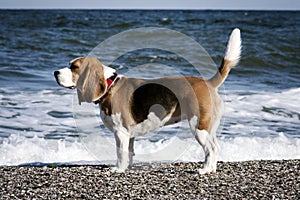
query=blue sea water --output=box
[0,10,299,165]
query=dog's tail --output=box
[208,28,242,88]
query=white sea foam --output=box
[223,87,300,137]
[0,132,299,166]
[0,134,94,166]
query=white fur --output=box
[131,112,163,137]
[110,113,131,172]
[56,68,75,88]
[131,105,176,137]
[188,116,219,174]
[111,113,131,137]
[195,129,219,174]
[103,64,116,79]
[224,28,242,66]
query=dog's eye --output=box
[70,64,78,70]
[100,84,106,92]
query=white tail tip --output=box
[224,28,242,66]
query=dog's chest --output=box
[100,110,114,132]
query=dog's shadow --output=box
[130,162,203,175]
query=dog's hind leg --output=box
[195,129,219,174]
[197,129,219,174]
[189,116,219,174]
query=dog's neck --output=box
[93,65,118,105]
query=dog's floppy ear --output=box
[76,56,107,104]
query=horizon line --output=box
[0,8,299,11]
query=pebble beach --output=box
[1,160,299,199]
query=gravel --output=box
[0,160,299,199]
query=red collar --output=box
[106,72,118,90]
[94,72,118,104]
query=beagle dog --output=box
[54,28,241,174]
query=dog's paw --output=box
[110,166,126,173]
[198,168,216,175]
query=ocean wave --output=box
[0,131,299,166]
[223,87,300,138]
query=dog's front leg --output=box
[113,131,131,172]
[129,137,135,169]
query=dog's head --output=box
[54,56,107,104]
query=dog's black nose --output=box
[54,71,60,77]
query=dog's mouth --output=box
[67,85,76,90]
[57,81,76,90]
[54,70,76,90]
